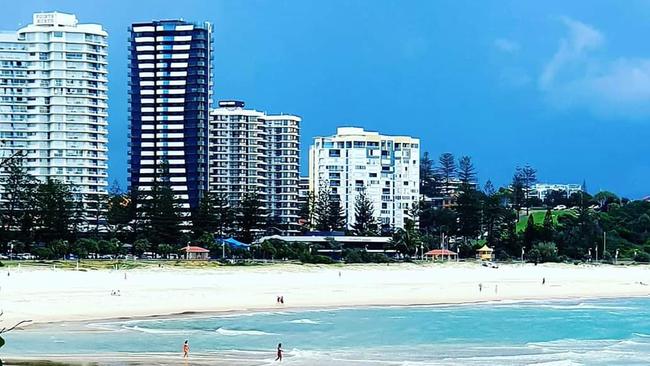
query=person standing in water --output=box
[275,343,283,361]
[183,340,190,359]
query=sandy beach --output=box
[1,262,650,327]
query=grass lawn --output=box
[516,209,576,232]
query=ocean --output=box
[5,297,650,365]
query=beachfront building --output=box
[0,12,108,222]
[309,127,420,230]
[527,183,583,201]
[128,19,213,215]
[423,178,478,208]
[209,100,301,234]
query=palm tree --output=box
[391,218,422,258]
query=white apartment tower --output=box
[0,12,108,209]
[309,127,420,230]
[209,101,300,234]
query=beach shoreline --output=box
[2,262,650,327]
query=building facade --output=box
[527,183,583,201]
[128,19,212,213]
[309,127,420,230]
[0,12,108,217]
[209,101,300,234]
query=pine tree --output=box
[352,190,378,235]
[420,152,439,198]
[106,182,132,238]
[140,162,181,248]
[35,178,74,243]
[458,156,476,185]
[236,191,265,244]
[327,198,346,232]
[314,181,332,231]
[523,214,537,247]
[542,208,555,242]
[437,152,456,190]
[0,156,37,239]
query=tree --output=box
[458,156,476,185]
[523,214,537,247]
[139,162,181,248]
[34,179,74,243]
[87,192,107,236]
[456,189,482,244]
[594,191,620,211]
[391,218,422,258]
[437,153,456,197]
[483,180,496,196]
[133,238,151,256]
[520,165,537,214]
[236,191,265,244]
[420,152,439,198]
[352,190,378,235]
[193,191,220,238]
[298,191,316,232]
[0,157,37,240]
[542,208,555,242]
[327,197,346,232]
[511,169,526,212]
[106,183,133,238]
[313,181,332,231]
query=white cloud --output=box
[539,17,650,119]
[494,38,520,53]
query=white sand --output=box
[1,262,650,326]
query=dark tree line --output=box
[418,151,650,262]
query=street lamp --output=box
[588,248,592,262]
[521,247,525,263]
[595,246,598,262]
[615,249,619,264]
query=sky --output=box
[6,0,650,198]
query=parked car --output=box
[17,253,36,260]
[99,254,114,260]
[553,205,567,210]
[0,254,8,260]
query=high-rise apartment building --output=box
[309,127,420,230]
[128,20,212,213]
[0,12,108,214]
[209,101,300,234]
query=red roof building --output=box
[180,246,210,260]
[424,249,458,261]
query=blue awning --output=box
[217,237,251,248]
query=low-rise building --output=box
[527,183,583,201]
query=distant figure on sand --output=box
[280,296,284,304]
[542,277,546,285]
[479,283,483,292]
[183,340,189,358]
[275,343,283,361]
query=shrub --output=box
[634,251,650,263]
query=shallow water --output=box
[5,297,650,365]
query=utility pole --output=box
[603,231,607,259]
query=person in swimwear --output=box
[183,340,189,358]
[275,343,283,361]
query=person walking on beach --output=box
[479,283,483,292]
[542,277,546,285]
[183,340,190,359]
[275,343,283,361]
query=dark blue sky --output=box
[8,0,650,198]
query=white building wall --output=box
[309,127,420,230]
[0,12,109,219]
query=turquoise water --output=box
[5,297,650,365]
